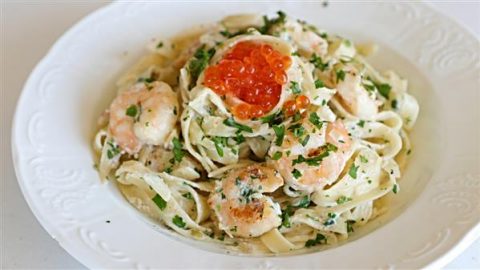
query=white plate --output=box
[12,2,480,269]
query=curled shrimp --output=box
[208,164,284,238]
[334,64,378,119]
[108,81,179,154]
[271,120,354,192]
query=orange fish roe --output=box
[204,41,292,120]
[283,94,310,117]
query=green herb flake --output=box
[308,112,323,129]
[305,233,326,247]
[291,169,302,179]
[280,206,293,228]
[290,81,302,94]
[234,132,245,144]
[259,11,287,34]
[172,137,185,163]
[260,110,283,126]
[288,123,305,139]
[359,155,369,163]
[219,30,232,37]
[310,53,329,71]
[156,41,164,48]
[295,195,311,208]
[357,120,365,128]
[273,124,285,146]
[272,151,283,160]
[125,105,138,117]
[346,220,356,233]
[188,45,216,89]
[301,134,310,146]
[375,82,392,99]
[323,213,336,226]
[212,136,227,157]
[336,69,346,83]
[336,196,352,205]
[172,215,186,228]
[182,193,193,200]
[393,184,399,194]
[348,164,359,179]
[391,99,398,109]
[314,79,325,89]
[152,194,167,210]
[223,117,253,133]
[106,140,120,159]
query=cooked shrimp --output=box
[109,81,178,154]
[208,164,284,238]
[274,19,328,57]
[334,64,378,119]
[271,120,354,191]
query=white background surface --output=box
[1,1,479,269]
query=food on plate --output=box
[93,11,419,254]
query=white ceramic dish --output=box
[12,2,480,269]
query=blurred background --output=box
[1,1,479,269]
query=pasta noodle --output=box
[93,11,419,254]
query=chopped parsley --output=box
[393,184,399,194]
[325,142,338,152]
[280,205,293,228]
[346,220,356,233]
[272,151,283,160]
[288,123,305,138]
[125,104,138,117]
[188,45,216,89]
[348,164,359,179]
[223,117,253,133]
[295,195,311,208]
[336,69,346,83]
[172,215,186,228]
[260,110,283,126]
[172,137,186,163]
[359,155,369,163]
[301,134,310,146]
[182,193,193,200]
[212,136,227,157]
[336,196,352,205]
[310,53,329,71]
[273,124,285,146]
[291,168,302,179]
[374,82,392,99]
[106,140,120,159]
[152,194,167,210]
[308,112,323,129]
[219,30,232,37]
[239,185,257,203]
[363,82,376,92]
[290,81,302,94]
[292,111,302,122]
[391,99,398,109]
[305,233,326,247]
[259,11,287,34]
[323,212,337,226]
[292,144,337,166]
[357,120,365,128]
[314,79,325,88]
[156,41,164,48]
[233,132,245,144]
[137,77,154,83]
